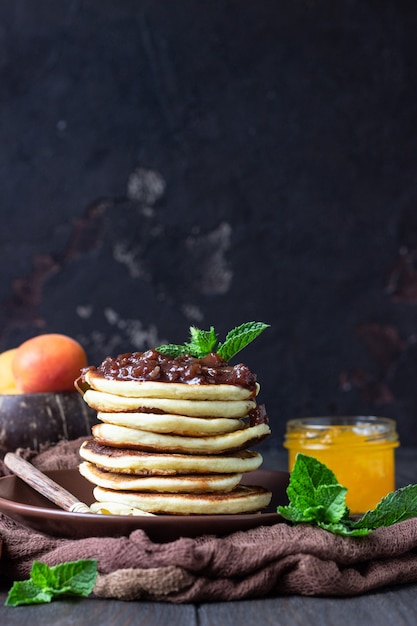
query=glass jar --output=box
[283,416,399,514]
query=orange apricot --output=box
[0,348,21,394]
[12,334,88,393]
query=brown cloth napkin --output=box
[1,438,417,602]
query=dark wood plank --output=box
[0,595,198,625]
[198,586,417,626]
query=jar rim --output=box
[286,416,396,428]
[284,416,399,447]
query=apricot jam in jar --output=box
[283,416,399,514]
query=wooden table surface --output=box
[1,445,417,626]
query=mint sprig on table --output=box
[278,454,417,537]
[5,560,97,607]
[156,321,269,361]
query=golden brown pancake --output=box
[92,483,272,514]
[83,389,256,417]
[79,440,264,475]
[82,369,260,400]
[79,461,242,493]
[96,411,244,436]
[91,421,271,454]
[89,501,155,516]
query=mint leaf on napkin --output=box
[278,454,417,536]
[284,453,348,522]
[350,484,417,531]
[5,560,98,606]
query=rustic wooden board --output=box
[199,590,417,626]
[0,597,198,626]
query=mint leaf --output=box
[313,484,349,523]
[185,326,218,357]
[5,560,98,607]
[29,561,58,590]
[278,455,354,536]
[276,503,310,523]
[278,454,349,526]
[46,559,97,596]
[351,484,417,530]
[156,343,190,358]
[216,322,270,361]
[156,321,269,361]
[5,580,53,606]
[284,453,344,512]
[278,453,417,537]
[317,521,370,537]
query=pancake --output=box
[96,411,244,436]
[82,369,259,400]
[92,484,272,515]
[79,461,242,493]
[83,389,256,417]
[79,440,264,475]
[89,502,155,516]
[91,421,271,454]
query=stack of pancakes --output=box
[76,353,272,515]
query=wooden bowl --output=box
[0,392,96,457]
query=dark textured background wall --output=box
[1,1,417,449]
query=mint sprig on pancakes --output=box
[156,322,269,361]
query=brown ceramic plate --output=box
[0,469,289,542]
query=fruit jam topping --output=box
[85,350,258,391]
